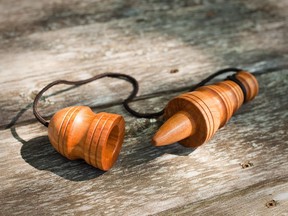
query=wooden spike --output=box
[152,111,196,146]
[152,71,259,148]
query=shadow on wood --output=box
[120,120,196,169]
[121,143,196,170]
[5,85,106,181]
[11,127,104,181]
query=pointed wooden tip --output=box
[152,111,195,146]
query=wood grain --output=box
[158,180,288,216]
[153,71,259,147]
[0,1,288,215]
[48,106,125,171]
[1,71,287,215]
[1,0,288,128]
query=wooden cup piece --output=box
[48,106,125,171]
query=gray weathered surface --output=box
[1,0,288,128]
[0,0,288,215]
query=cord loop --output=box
[33,68,248,127]
[123,68,247,118]
[33,73,139,127]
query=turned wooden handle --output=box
[152,71,259,147]
[48,106,125,171]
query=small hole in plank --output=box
[240,161,253,169]
[170,69,179,74]
[266,200,277,208]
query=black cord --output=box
[189,68,242,91]
[33,68,248,126]
[33,72,139,127]
[123,68,247,118]
[226,73,247,103]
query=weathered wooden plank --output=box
[0,0,149,37]
[158,180,288,216]
[2,0,287,37]
[1,70,287,215]
[1,0,288,127]
[1,1,288,215]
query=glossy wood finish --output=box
[48,106,125,171]
[153,71,259,147]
